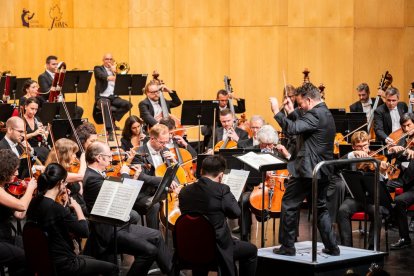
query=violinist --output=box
[238,125,290,241]
[134,124,180,229]
[26,163,118,275]
[159,117,197,158]
[18,79,40,107]
[207,108,249,150]
[387,113,414,161]
[349,83,383,117]
[0,117,34,178]
[237,115,265,148]
[336,131,390,250]
[44,138,88,214]
[73,121,98,155]
[374,87,408,144]
[22,97,50,163]
[94,53,132,130]
[121,115,147,152]
[38,55,83,118]
[82,141,174,275]
[139,79,182,128]
[0,149,37,275]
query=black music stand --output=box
[0,76,16,103]
[14,78,31,101]
[347,112,368,134]
[47,119,83,145]
[37,102,76,124]
[0,103,14,122]
[180,100,219,153]
[113,74,147,116]
[146,163,179,245]
[61,70,93,107]
[236,153,287,248]
[330,108,348,135]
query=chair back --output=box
[22,221,55,276]
[173,213,219,271]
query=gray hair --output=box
[257,125,278,144]
[250,115,266,125]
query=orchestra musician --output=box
[21,97,50,163]
[207,108,249,150]
[374,87,408,144]
[336,131,389,249]
[73,122,98,156]
[134,124,180,229]
[94,53,132,131]
[159,117,197,158]
[270,82,339,256]
[0,149,37,276]
[179,155,257,276]
[237,115,266,148]
[26,163,118,275]
[238,125,290,241]
[349,83,383,116]
[38,55,83,119]
[82,141,174,275]
[121,115,147,152]
[18,79,40,107]
[0,117,34,178]
[138,80,181,128]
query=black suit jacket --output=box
[237,137,253,148]
[349,97,383,112]
[138,93,182,127]
[0,138,29,178]
[275,102,335,179]
[179,177,240,276]
[207,127,249,148]
[93,65,111,100]
[374,102,408,142]
[38,70,53,101]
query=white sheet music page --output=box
[91,179,143,222]
[236,151,284,171]
[222,169,250,200]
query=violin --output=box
[249,169,289,220]
[5,177,29,198]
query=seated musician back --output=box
[179,155,257,276]
[207,108,249,149]
[139,80,181,128]
[374,87,408,144]
[336,131,389,249]
[82,141,173,275]
[27,163,118,275]
[349,83,383,116]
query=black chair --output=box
[22,221,55,276]
[173,213,220,275]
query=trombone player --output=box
[94,53,132,133]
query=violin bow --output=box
[105,100,123,166]
[61,98,84,153]
[20,105,33,179]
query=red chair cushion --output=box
[351,212,368,221]
[395,188,404,195]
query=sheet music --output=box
[236,151,284,171]
[91,179,143,222]
[222,169,250,200]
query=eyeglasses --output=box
[99,153,112,159]
[12,128,25,134]
[353,143,369,150]
[147,90,160,94]
[154,138,168,145]
[104,58,113,61]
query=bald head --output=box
[6,116,23,129]
[5,117,24,143]
[102,53,113,68]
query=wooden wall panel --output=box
[404,27,414,91]
[229,27,288,126]
[229,0,287,26]
[73,0,128,28]
[287,28,354,109]
[353,28,405,103]
[129,0,174,27]
[288,0,353,27]
[354,0,404,28]
[0,0,15,27]
[174,0,228,27]
[407,1,414,27]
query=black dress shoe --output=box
[322,246,340,256]
[391,238,411,250]
[273,246,296,256]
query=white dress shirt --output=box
[150,99,162,118]
[147,141,163,169]
[389,108,401,132]
[100,67,115,97]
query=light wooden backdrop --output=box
[1,0,413,136]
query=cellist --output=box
[349,83,383,117]
[159,117,197,158]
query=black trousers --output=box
[337,198,388,247]
[192,239,257,276]
[58,255,118,276]
[0,241,28,276]
[98,96,132,129]
[279,177,337,249]
[394,186,414,240]
[133,197,161,230]
[117,224,172,276]
[74,105,84,119]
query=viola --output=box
[5,177,29,197]
[249,169,289,220]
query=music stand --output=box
[61,70,93,107]
[180,100,219,153]
[0,76,16,103]
[330,108,348,135]
[37,103,76,125]
[47,119,83,145]
[147,163,179,245]
[0,103,14,122]
[347,112,368,134]
[14,78,31,101]
[196,154,210,178]
[113,74,147,116]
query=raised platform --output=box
[257,241,387,276]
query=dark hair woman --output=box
[121,115,146,151]
[26,163,118,275]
